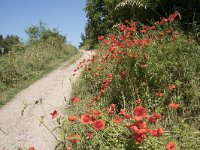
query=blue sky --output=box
[0,0,86,47]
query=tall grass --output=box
[0,39,77,106]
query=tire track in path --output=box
[0,50,92,150]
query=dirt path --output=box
[0,50,92,150]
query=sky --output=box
[0,0,87,47]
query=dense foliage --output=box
[82,0,200,48]
[0,34,20,54]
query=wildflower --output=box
[98,35,104,40]
[140,29,147,33]
[125,123,132,129]
[150,127,164,137]
[119,109,126,115]
[93,119,105,131]
[134,134,145,144]
[169,84,176,90]
[159,32,164,36]
[169,103,179,109]
[133,99,141,104]
[71,97,80,103]
[68,115,77,121]
[91,97,98,102]
[124,113,131,119]
[80,114,93,124]
[50,110,58,119]
[92,110,101,117]
[110,104,116,110]
[165,141,176,150]
[146,113,161,123]
[131,121,149,135]
[168,13,177,22]
[103,39,110,45]
[170,34,177,41]
[156,92,164,97]
[143,38,151,46]
[150,26,156,30]
[27,147,36,150]
[113,116,122,124]
[130,21,136,27]
[134,39,142,46]
[125,39,133,48]
[125,19,129,23]
[133,106,146,121]
[67,134,80,143]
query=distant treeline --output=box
[0,21,67,55]
[0,35,20,54]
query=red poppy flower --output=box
[80,114,93,124]
[150,127,164,137]
[131,121,149,135]
[170,34,177,41]
[156,92,164,97]
[150,26,156,30]
[27,147,36,150]
[130,21,136,27]
[169,84,176,90]
[169,103,179,109]
[98,35,104,40]
[68,115,76,121]
[124,113,131,119]
[133,106,146,121]
[67,134,80,143]
[134,134,145,144]
[71,97,80,103]
[125,19,129,23]
[91,97,98,102]
[119,109,126,115]
[50,110,58,119]
[110,104,116,110]
[168,13,177,22]
[134,39,142,46]
[143,38,151,46]
[146,113,161,123]
[93,119,105,131]
[165,141,176,150]
[92,110,101,117]
[113,116,122,124]
[133,99,141,104]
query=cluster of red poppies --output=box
[49,13,181,150]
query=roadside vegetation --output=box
[52,12,200,150]
[0,22,78,106]
[42,1,200,150]
[1,1,197,150]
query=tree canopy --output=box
[82,0,200,48]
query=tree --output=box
[83,0,121,48]
[0,34,20,54]
[25,21,66,43]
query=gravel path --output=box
[0,50,92,150]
